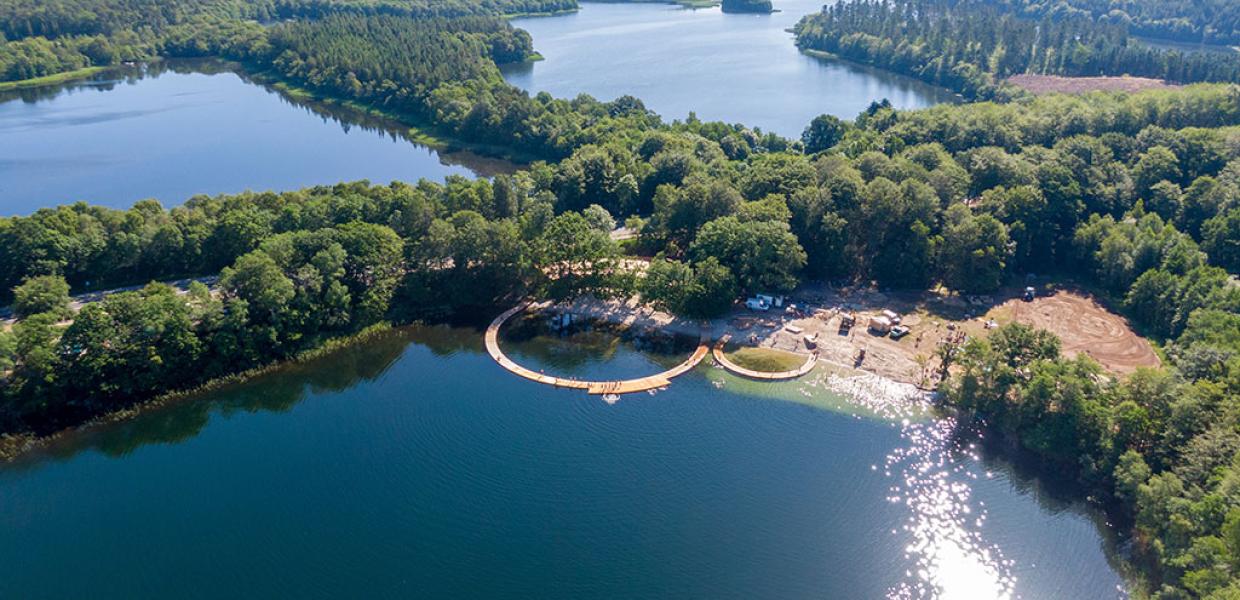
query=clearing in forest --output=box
[1007,74,1176,95]
[995,291,1161,374]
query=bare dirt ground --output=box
[997,291,1160,374]
[557,284,1158,388]
[1007,74,1177,95]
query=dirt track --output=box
[1003,292,1160,374]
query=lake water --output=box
[0,0,959,215]
[0,325,1128,599]
[0,62,508,216]
[503,0,960,137]
[1,6,1126,596]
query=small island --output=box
[721,0,773,14]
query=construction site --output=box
[518,283,1161,393]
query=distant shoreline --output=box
[0,66,107,92]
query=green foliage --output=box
[719,0,771,14]
[535,211,622,300]
[689,216,806,293]
[0,329,15,378]
[11,275,71,320]
[0,6,1238,593]
[641,256,737,318]
[991,0,1240,46]
[794,0,1240,99]
[937,205,1012,294]
[801,114,846,154]
[1202,208,1240,273]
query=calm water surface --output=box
[0,326,1127,599]
[504,0,960,137]
[0,62,508,216]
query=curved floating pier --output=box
[485,302,710,396]
[712,335,818,380]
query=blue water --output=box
[504,0,959,137]
[0,326,1127,599]
[0,63,506,215]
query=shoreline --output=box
[0,323,396,462]
[238,64,548,166]
[0,66,107,92]
[554,293,941,387]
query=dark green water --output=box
[0,326,1127,599]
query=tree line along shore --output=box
[2,0,1240,596]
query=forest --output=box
[0,0,576,83]
[793,0,1240,100]
[720,0,772,15]
[2,0,1240,595]
[990,0,1240,46]
[6,82,1240,596]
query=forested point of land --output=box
[793,0,1240,100]
[2,0,1240,596]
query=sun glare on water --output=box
[822,374,1015,600]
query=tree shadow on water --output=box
[946,421,1137,581]
[12,328,423,467]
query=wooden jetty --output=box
[485,302,710,396]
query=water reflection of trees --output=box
[22,328,433,464]
[948,421,1137,581]
[0,59,519,177]
[227,64,521,177]
[500,316,692,371]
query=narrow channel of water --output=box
[0,325,1128,599]
[503,0,960,137]
[0,61,511,216]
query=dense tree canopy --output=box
[794,0,1240,99]
[1,1,1240,594]
[991,0,1240,45]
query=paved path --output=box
[712,335,818,380]
[485,302,710,396]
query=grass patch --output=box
[725,347,807,373]
[0,66,106,91]
[800,48,841,61]
[502,7,579,18]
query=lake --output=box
[0,62,508,216]
[1,6,1127,597]
[503,0,960,137]
[0,325,1128,599]
[1,0,960,216]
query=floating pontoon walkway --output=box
[712,335,818,380]
[485,302,710,396]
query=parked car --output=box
[746,298,770,311]
[889,325,911,339]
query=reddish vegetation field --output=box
[1002,292,1161,374]
[1007,74,1177,95]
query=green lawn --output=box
[724,347,807,373]
[0,66,106,91]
